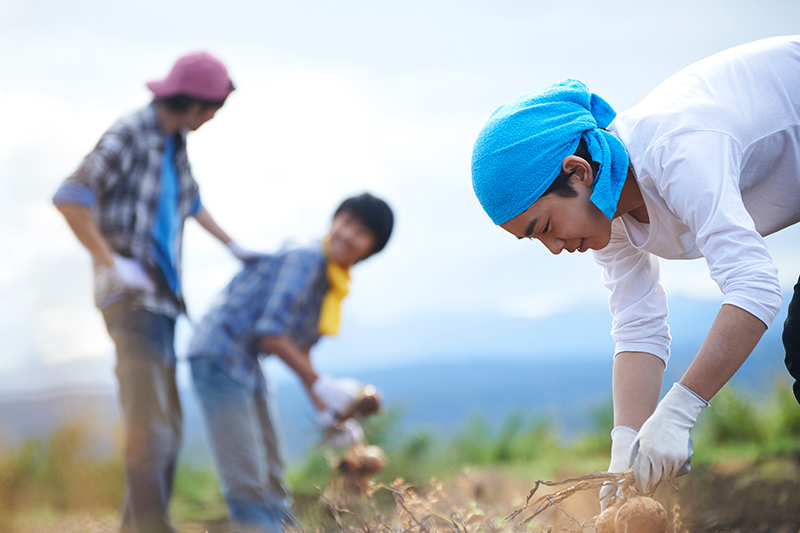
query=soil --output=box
[9,458,800,532]
[676,458,800,533]
[169,459,800,532]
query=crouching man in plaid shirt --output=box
[187,193,394,533]
[52,52,260,533]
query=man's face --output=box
[500,176,612,254]
[328,211,376,267]
[182,102,220,131]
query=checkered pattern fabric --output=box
[188,243,329,394]
[55,103,201,317]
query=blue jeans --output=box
[103,297,181,533]
[190,355,294,533]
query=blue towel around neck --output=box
[471,79,629,225]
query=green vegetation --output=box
[693,379,800,464]
[0,379,798,532]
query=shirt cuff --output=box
[614,341,670,366]
[190,197,202,217]
[254,317,287,339]
[723,291,782,330]
[53,182,95,207]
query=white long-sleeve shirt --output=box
[598,35,800,364]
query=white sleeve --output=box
[593,221,672,363]
[651,131,782,327]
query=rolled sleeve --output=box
[189,195,202,217]
[594,223,672,364]
[254,250,319,338]
[52,182,95,207]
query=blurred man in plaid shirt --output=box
[53,51,259,533]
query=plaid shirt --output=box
[55,103,200,317]
[188,242,329,395]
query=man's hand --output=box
[312,376,363,415]
[226,240,263,262]
[599,425,637,510]
[100,254,157,292]
[629,382,708,494]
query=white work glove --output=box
[599,425,637,511]
[319,416,365,448]
[629,382,708,494]
[101,254,157,293]
[226,240,263,262]
[312,375,363,415]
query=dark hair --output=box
[334,193,394,258]
[157,94,227,112]
[541,137,600,198]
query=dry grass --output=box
[288,468,678,533]
[1,513,118,533]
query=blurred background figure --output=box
[52,51,260,533]
[187,193,393,533]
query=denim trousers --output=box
[784,273,800,404]
[190,355,294,533]
[102,297,181,533]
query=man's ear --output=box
[562,155,595,188]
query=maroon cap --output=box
[146,52,235,101]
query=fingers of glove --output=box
[676,436,694,477]
[336,377,364,396]
[312,376,365,414]
[112,256,156,292]
[598,483,618,512]
[342,419,365,442]
[315,409,336,427]
[632,450,652,494]
[227,241,263,262]
[609,426,637,473]
[630,439,656,494]
[326,431,353,448]
[325,419,364,447]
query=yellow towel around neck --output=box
[319,235,351,336]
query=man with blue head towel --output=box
[472,35,800,508]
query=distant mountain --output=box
[0,295,792,464]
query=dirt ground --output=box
[677,458,800,533]
[187,459,800,533]
[8,458,800,533]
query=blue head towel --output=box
[471,79,629,225]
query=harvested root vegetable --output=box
[359,446,386,474]
[594,504,619,533]
[615,497,667,533]
[338,443,386,476]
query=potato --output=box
[338,443,386,476]
[615,497,667,533]
[359,445,386,475]
[595,504,619,533]
[354,387,381,417]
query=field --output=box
[1,381,800,533]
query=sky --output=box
[2,0,800,393]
